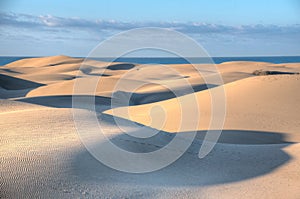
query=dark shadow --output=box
[107,63,135,70]
[47,59,84,66]
[113,84,217,105]
[71,113,293,187]
[0,74,45,98]
[14,84,217,108]
[194,129,293,145]
[0,88,33,99]
[0,74,44,90]
[16,95,112,109]
[72,143,291,187]
[0,68,22,74]
[80,67,111,77]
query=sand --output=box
[0,55,300,198]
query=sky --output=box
[0,0,300,57]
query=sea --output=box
[1,56,300,66]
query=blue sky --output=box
[0,0,300,56]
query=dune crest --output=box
[1,56,300,198]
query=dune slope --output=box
[0,56,300,198]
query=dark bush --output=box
[253,70,299,76]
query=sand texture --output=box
[1,55,300,198]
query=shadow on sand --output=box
[0,74,45,98]
[16,83,217,107]
[69,113,293,187]
[13,89,294,187]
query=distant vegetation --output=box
[252,70,300,76]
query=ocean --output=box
[1,56,300,66]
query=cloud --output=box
[1,12,300,35]
[0,12,299,56]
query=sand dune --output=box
[1,56,300,198]
[4,55,83,68]
[106,75,300,142]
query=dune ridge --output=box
[1,56,300,198]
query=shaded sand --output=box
[106,75,300,142]
[1,56,300,198]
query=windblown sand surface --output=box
[1,55,300,198]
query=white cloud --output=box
[1,12,299,34]
[0,12,299,56]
